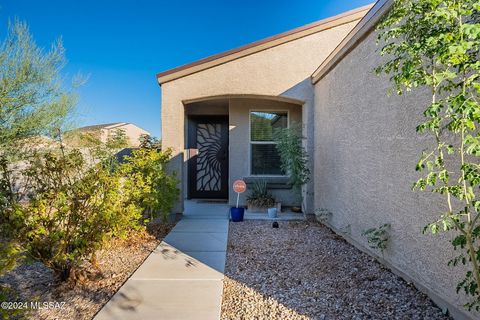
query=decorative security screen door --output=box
[188,116,229,199]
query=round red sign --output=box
[233,180,247,193]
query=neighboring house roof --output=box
[156,4,374,85]
[311,0,392,84]
[78,122,130,131]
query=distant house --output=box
[75,122,150,147]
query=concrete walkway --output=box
[94,201,230,320]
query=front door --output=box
[188,116,229,199]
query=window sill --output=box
[243,176,292,189]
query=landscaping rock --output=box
[221,220,450,320]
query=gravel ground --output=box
[0,221,174,320]
[221,220,450,320]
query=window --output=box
[250,111,288,175]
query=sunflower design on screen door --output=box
[196,123,222,191]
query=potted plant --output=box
[231,180,246,222]
[273,122,310,213]
[246,180,275,213]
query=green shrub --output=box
[67,128,129,167]
[0,16,78,285]
[138,135,161,150]
[121,147,179,222]
[362,224,391,256]
[0,159,24,277]
[0,133,178,282]
[10,148,142,280]
[0,242,22,278]
[273,122,310,206]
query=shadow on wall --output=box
[280,78,315,214]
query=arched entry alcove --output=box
[183,94,304,207]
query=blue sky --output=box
[1,0,372,137]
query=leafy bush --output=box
[0,242,22,278]
[7,148,142,280]
[0,159,24,278]
[362,224,391,256]
[121,147,179,222]
[1,130,179,282]
[139,135,161,150]
[0,19,79,280]
[273,122,310,206]
[66,128,129,166]
[247,180,275,208]
[0,19,178,283]
[0,19,179,285]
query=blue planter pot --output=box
[230,207,245,222]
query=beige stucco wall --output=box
[101,124,150,147]
[119,124,150,147]
[313,28,477,319]
[228,98,302,207]
[161,20,360,212]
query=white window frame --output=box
[248,109,290,177]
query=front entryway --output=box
[188,116,229,199]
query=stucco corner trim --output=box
[311,0,393,84]
[156,4,374,85]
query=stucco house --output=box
[158,4,372,213]
[75,122,150,147]
[157,0,476,319]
